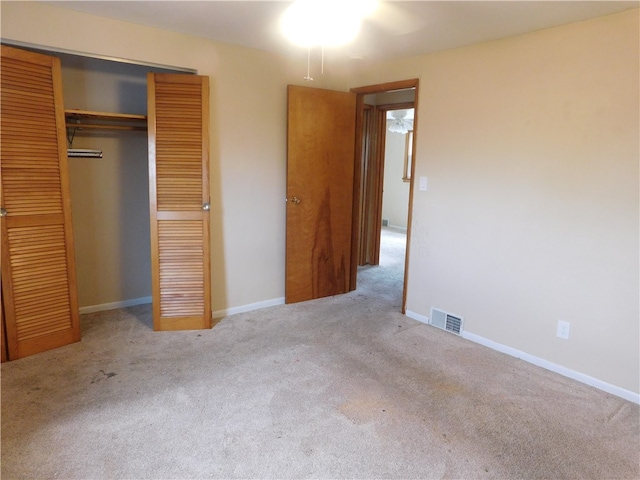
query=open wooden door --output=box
[147,73,211,330]
[0,45,80,359]
[285,85,357,304]
[358,104,386,266]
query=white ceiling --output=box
[46,1,638,62]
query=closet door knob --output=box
[0,207,7,217]
[202,202,210,211]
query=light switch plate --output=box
[419,176,427,191]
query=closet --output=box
[1,44,212,361]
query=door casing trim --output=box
[350,79,419,314]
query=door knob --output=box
[202,202,210,211]
[0,207,6,217]
[287,196,301,205]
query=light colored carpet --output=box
[2,228,638,479]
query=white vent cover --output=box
[430,307,464,335]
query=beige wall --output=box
[350,10,639,394]
[382,122,410,229]
[2,3,638,396]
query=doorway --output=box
[378,106,413,300]
[351,79,419,314]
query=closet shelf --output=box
[65,109,148,131]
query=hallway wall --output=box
[382,122,410,229]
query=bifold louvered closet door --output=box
[0,45,80,359]
[147,73,211,331]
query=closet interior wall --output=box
[59,54,173,312]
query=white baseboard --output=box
[79,296,152,314]
[80,297,284,318]
[405,310,639,404]
[406,309,429,324]
[213,297,285,319]
[81,296,285,319]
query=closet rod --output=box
[68,149,103,158]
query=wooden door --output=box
[285,85,357,304]
[147,73,211,330]
[358,104,386,266]
[0,45,80,359]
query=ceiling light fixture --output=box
[280,0,378,80]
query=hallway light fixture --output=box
[388,110,413,134]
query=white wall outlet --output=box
[557,320,570,340]
[419,176,428,191]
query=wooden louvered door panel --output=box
[0,45,80,359]
[148,73,211,330]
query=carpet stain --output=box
[90,370,117,384]
[431,380,464,396]
[339,397,389,425]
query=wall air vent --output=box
[430,307,463,335]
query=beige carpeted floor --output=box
[2,228,638,479]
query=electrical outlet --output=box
[557,320,570,340]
